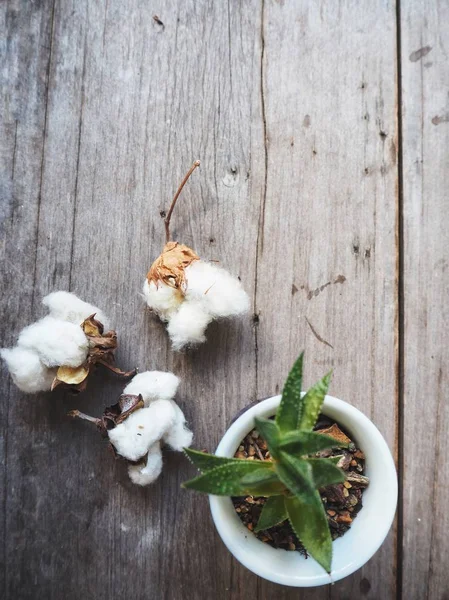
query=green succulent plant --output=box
[182,352,348,574]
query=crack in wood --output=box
[305,317,334,349]
[31,0,57,311]
[11,120,18,180]
[253,0,267,396]
[305,275,346,300]
[68,8,89,291]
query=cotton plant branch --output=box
[52,314,136,392]
[0,291,134,394]
[164,160,201,243]
[143,160,250,351]
[69,371,193,486]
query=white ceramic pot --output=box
[209,395,397,587]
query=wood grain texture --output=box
[1,0,57,596]
[400,2,449,599]
[0,0,411,598]
[2,1,261,599]
[255,2,398,599]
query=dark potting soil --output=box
[232,415,369,556]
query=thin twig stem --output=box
[164,160,200,243]
[67,409,98,424]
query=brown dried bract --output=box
[147,242,199,292]
[102,394,145,432]
[82,314,104,336]
[68,393,144,460]
[52,314,136,393]
[68,395,144,434]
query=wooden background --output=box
[1,1,448,598]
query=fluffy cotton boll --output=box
[17,316,89,368]
[127,443,163,486]
[108,400,176,462]
[163,400,193,451]
[123,371,180,406]
[142,279,183,321]
[42,291,110,329]
[184,261,250,319]
[166,301,212,351]
[0,347,57,393]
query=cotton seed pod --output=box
[148,242,200,292]
[143,161,250,350]
[1,291,134,394]
[69,371,193,486]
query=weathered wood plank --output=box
[1,1,401,599]
[32,0,88,297]
[1,0,56,597]
[2,1,260,599]
[255,2,398,599]
[67,2,262,599]
[400,2,449,599]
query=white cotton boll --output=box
[127,443,163,486]
[108,400,176,462]
[142,279,183,321]
[110,371,190,485]
[163,400,193,451]
[166,301,212,351]
[42,291,110,329]
[185,260,250,319]
[123,371,180,405]
[0,347,56,393]
[17,316,89,368]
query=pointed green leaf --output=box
[276,452,333,572]
[297,372,332,431]
[240,467,277,486]
[276,353,304,433]
[182,460,273,496]
[278,430,347,455]
[254,496,288,533]
[254,417,281,458]
[184,448,268,472]
[274,453,315,500]
[285,494,333,573]
[240,468,286,496]
[246,483,287,497]
[240,469,286,498]
[307,458,346,488]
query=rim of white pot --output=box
[209,395,397,587]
